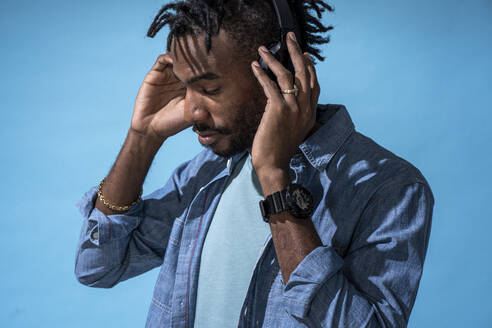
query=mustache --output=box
[192,123,231,135]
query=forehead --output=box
[170,29,238,79]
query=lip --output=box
[197,132,220,145]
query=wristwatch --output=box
[259,183,314,223]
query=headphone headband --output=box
[270,0,302,46]
[258,0,302,81]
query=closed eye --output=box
[202,88,221,96]
[178,83,221,96]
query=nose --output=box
[184,88,211,124]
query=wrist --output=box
[127,127,165,154]
[257,168,290,197]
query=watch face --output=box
[287,184,314,218]
[291,188,311,210]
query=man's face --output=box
[170,29,266,158]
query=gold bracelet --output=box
[97,177,143,212]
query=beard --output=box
[193,90,266,158]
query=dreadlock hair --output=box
[146,0,334,64]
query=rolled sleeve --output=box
[282,179,434,327]
[282,245,344,318]
[74,160,192,288]
[75,186,142,246]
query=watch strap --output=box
[259,188,289,223]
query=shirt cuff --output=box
[282,245,344,318]
[75,186,143,245]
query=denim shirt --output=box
[74,104,434,328]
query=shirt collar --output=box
[225,104,355,174]
[226,150,249,175]
[297,104,355,172]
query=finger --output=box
[143,53,179,87]
[286,32,310,93]
[258,46,295,91]
[150,53,173,72]
[258,46,298,107]
[251,61,284,106]
[304,53,320,115]
[292,52,315,114]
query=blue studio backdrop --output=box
[1,0,491,327]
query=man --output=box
[74,0,434,327]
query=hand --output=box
[250,32,320,181]
[131,53,191,143]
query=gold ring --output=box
[281,85,299,97]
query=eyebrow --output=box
[173,71,221,85]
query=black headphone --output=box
[258,0,302,83]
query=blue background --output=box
[1,0,491,327]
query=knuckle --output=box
[280,70,293,81]
[297,72,307,82]
[290,103,300,112]
[267,80,278,89]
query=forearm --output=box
[257,169,323,284]
[75,146,192,288]
[75,128,177,287]
[269,211,323,285]
[95,127,165,215]
[75,186,168,288]
[267,180,433,327]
